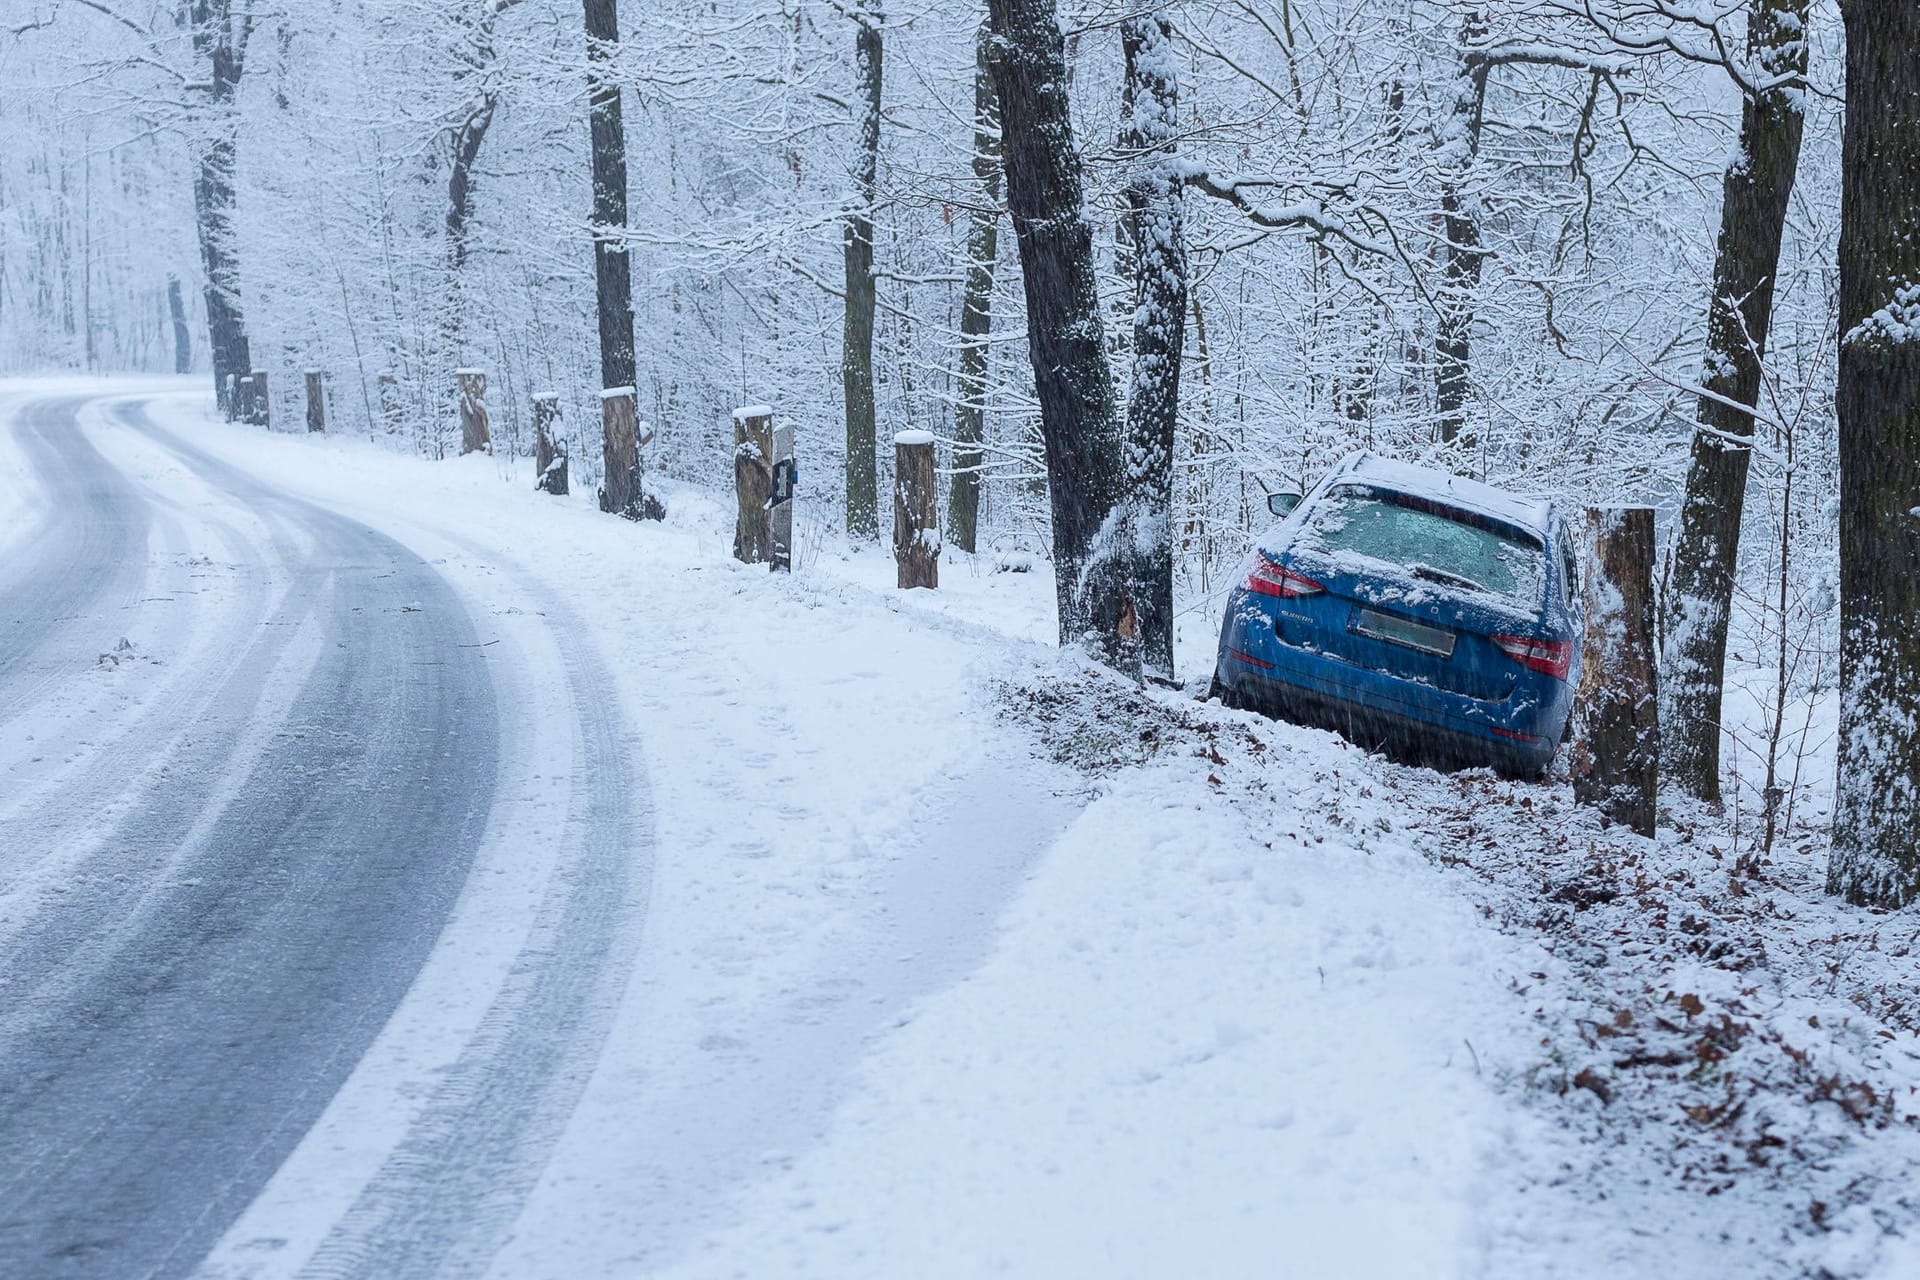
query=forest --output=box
[1,0,1915,896]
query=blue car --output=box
[1211,452,1584,778]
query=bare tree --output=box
[1660,0,1810,802]
[584,0,635,396]
[1121,12,1185,683]
[986,0,1132,664]
[184,0,255,418]
[842,2,883,542]
[947,24,999,556]
[1829,0,1920,908]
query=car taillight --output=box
[1246,557,1324,599]
[1492,634,1573,680]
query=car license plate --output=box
[1352,608,1456,658]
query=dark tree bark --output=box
[893,432,939,589]
[1660,0,1809,803]
[584,0,636,393]
[987,0,1132,664]
[186,2,253,419]
[1572,507,1659,837]
[948,26,1000,555]
[1435,8,1488,449]
[444,95,497,339]
[167,273,191,374]
[1829,0,1920,907]
[842,6,883,542]
[1120,14,1185,683]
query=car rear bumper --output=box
[1217,643,1562,776]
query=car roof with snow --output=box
[1326,452,1555,538]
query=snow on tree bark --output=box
[986,0,1133,667]
[585,0,636,395]
[948,26,1000,557]
[1434,8,1488,451]
[1120,14,1185,684]
[186,1,252,421]
[842,5,883,544]
[1660,0,1809,804]
[1829,0,1920,908]
[1571,507,1659,837]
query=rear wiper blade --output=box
[1408,563,1486,594]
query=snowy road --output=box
[0,391,646,1278]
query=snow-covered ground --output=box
[4,379,1915,1278]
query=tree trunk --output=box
[842,7,883,542]
[987,0,1131,665]
[1829,0,1920,907]
[733,407,775,564]
[186,2,250,420]
[444,93,498,361]
[894,431,939,588]
[1572,507,1659,837]
[167,273,191,374]
[584,0,636,394]
[1660,0,1810,802]
[1435,8,1487,449]
[948,25,1000,556]
[1121,14,1185,684]
[194,134,249,419]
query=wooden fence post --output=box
[305,369,325,433]
[225,373,241,421]
[600,386,638,515]
[732,405,775,564]
[251,369,270,427]
[532,392,568,495]
[456,368,490,455]
[1572,505,1658,836]
[233,374,251,423]
[893,429,939,589]
[770,423,796,573]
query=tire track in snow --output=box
[0,396,498,1280]
[0,397,152,723]
[291,552,654,1280]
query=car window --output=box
[1299,485,1546,604]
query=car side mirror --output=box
[1267,492,1303,518]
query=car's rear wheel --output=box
[1208,671,1247,711]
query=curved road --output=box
[0,393,622,1279]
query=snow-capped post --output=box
[250,369,270,427]
[304,368,325,433]
[732,405,775,564]
[770,422,796,573]
[532,392,568,495]
[599,386,639,515]
[234,374,252,423]
[456,368,490,455]
[1571,506,1658,837]
[893,429,939,589]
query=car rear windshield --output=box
[1299,485,1545,604]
